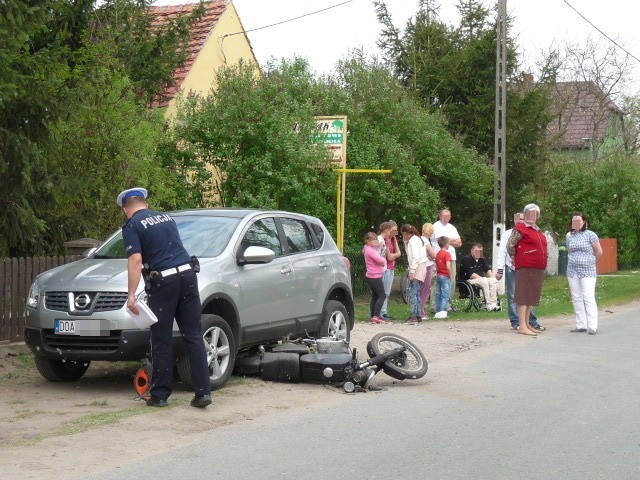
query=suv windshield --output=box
[93,215,240,259]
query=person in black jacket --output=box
[117,187,212,408]
[459,243,501,311]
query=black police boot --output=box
[190,394,212,408]
[146,396,168,407]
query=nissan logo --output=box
[74,294,92,309]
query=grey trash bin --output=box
[557,244,568,276]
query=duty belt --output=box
[159,263,192,278]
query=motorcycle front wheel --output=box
[366,333,428,381]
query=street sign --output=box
[313,116,347,167]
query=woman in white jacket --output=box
[400,224,429,324]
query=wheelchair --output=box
[402,270,501,313]
[450,278,500,313]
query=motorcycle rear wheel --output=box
[366,333,428,381]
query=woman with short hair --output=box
[566,212,603,335]
[506,204,548,336]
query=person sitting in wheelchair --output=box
[459,243,501,312]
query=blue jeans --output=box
[409,278,422,318]
[436,275,451,313]
[380,269,394,316]
[505,267,538,327]
[431,275,454,312]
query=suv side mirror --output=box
[237,246,276,266]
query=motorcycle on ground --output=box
[135,332,428,397]
[234,332,428,393]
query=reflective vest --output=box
[513,223,547,270]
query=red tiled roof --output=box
[548,81,623,149]
[149,0,229,108]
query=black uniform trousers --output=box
[147,269,211,400]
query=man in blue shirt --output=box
[118,187,212,408]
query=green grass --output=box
[355,270,640,322]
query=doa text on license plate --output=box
[54,319,109,336]
[55,320,76,334]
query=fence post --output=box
[0,259,7,341]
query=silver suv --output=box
[24,209,354,389]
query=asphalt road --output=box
[86,308,640,480]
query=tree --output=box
[163,55,492,250]
[375,0,553,220]
[543,154,640,267]
[0,0,206,256]
[545,37,632,162]
[0,0,70,256]
[620,94,640,155]
[162,59,336,219]
[88,0,205,106]
[40,44,168,252]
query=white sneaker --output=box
[434,311,447,319]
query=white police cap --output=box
[116,187,148,207]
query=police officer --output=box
[117,187,212,408]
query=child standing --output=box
[434,236,451,318]
[363,232,388,324]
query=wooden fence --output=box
[0,256,81,343]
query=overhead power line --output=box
[563,0,640,64]
[224,0,355,38]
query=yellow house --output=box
[150,0,258,119]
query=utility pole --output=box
[492,0,507,273]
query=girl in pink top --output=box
[363,232,388,324]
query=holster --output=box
[149,270,163,287]
[190,255,201,273]
[142,263,163,291]
[141,263,152,292]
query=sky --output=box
[155,0,640,95]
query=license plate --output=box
[55,320,76,335]
[54,319,109,336]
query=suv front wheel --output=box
[34,356,90,382]
[176,314,236,391]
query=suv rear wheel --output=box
[176,314,236,391]
[318,300,350,341]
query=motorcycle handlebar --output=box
[359,346,405,369]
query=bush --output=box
[543,155,640,268]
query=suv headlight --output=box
[27,281,40,308]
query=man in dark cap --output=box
[118,187,212,408]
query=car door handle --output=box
[318,261,329,268]
[280,266,293,275]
